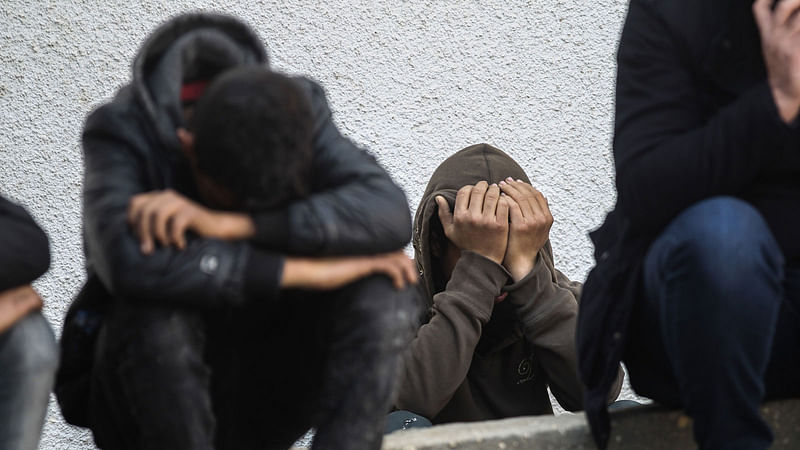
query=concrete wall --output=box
[0,1,632,448]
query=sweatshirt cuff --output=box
[251,210,290,251]
[243,248,284,299]
[442,251,510,322]
[503,252,550,306]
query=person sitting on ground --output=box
[578,0,800,448]
[0,194,58,450]
[58,13,416,450]
[389,144,621,430]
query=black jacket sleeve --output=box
[251,78,412,255]
[0,195,50,291]
[82,98,282,308]
[613,0,797,232]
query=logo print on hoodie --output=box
[516,355,535,385]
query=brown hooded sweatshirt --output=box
[394,144,622,423]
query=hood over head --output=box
[132,12,268,152]
[412,144,531,304]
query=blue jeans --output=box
[0,311,59,450]
[624,197,800,450]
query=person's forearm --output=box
[0,286,42,333]
[394,252,506,418]
[217,212,256,240]
[506,251,583,411]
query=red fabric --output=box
[180,80,209,103]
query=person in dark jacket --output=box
[578,0,800,448]
[65,13,415,450]
[0,195,59,450]
[391,144,621,427]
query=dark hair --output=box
[190,66,313,208]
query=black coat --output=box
[577,0,800,447]
[0,195,50,292]
[57,13,411,426]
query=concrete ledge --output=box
[379,399,800,450]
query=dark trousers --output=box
[624,197,800,450]
[89,275,416,450]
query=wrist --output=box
[217,212,256,240]
[470,248,505,265]
[280,258,308,289]
[507,257,535,282]
[770,84,800,123]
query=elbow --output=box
[27,231,51,281]
[615,163,654,228]
[10,227,52,284]
[379,185,413,250]
[383,207,412,250]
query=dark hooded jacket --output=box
[0,195,50,293]
[578,1,800,447]
[56,12,410,426]
[393,144,621,423]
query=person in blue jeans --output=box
[624,197,800,448]
[578,0,800,448]
[0,195,59,450]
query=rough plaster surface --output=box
[0,1,637,448]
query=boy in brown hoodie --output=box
[392,144,621,426]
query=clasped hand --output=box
[127,190,417,290]
[436,179,553,281]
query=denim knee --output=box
[335,275,419,350]
[1,312,58,379]
[658,196,783,296]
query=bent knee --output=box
[102,307,206,368]
[336,276,419,346]
[672,196,781,271]
[3,312,59,377]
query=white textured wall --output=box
[0,1,633,448]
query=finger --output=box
[469,181,488,214]
[436,195,454,226]
[402,257,419,285]
[531,188,552,220]
[499,177,524,202]
[454,185,472,216]
[753,0,773,34]
[509,179,537,218]
[391,252,418,287]
[507,196,524,225]
[170,212,191,250]
[127,195,144,225]
[137,201,158,255]
[775,0,800,27]
[483,183,500,217]
[496,195,510,224]
[154,200,181,248]
[380,259,405,290]
[127,191,160,223]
